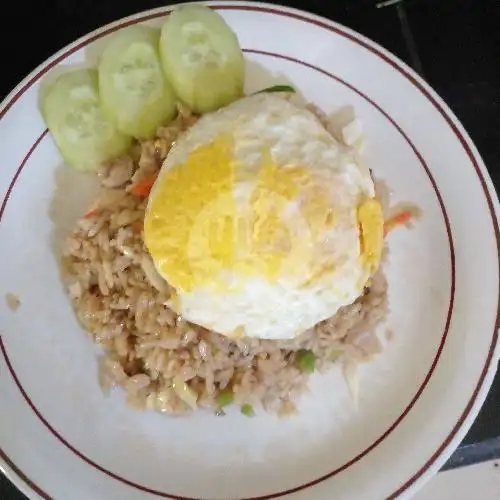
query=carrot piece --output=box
[132,174,158,197]
[391,210,413,226]
[384,210,414,236]
[83,208,101,219]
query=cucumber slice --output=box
[160,5,245,114]
[41,69,131,171]
[255,85,296,94]
[98,26,177,139]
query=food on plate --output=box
[42,3,416,417]
[255,85,297,94]
[5,293,21,312]
[241,403,255,417]
[384,209,419,235]
[60,92,390,417]
[41,69,132,171]
[144,94,383,340]
[98,26,177,139]
[41,5,246,167]
[159,5,245,113]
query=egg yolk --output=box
[145,136,235,292]
[357,197,384,273]
[145,137,329,292]
[145,135,384,294]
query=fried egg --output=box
[144,94,383,340]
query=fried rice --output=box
[61,101,388,417]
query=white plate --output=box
[0,2,499,499]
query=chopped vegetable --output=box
[172,376,198,410]
[278,400,297,418]
[98,26,177,139]
[255,85,296,94]
[217,388,234,407]
[83,208,101,219]
[330,350,343,361]
[384,210,415,235]
[132,174,158,197]
[160,5,245,113]
[241,403,255,417]
[341,118,363,146]
[5,293,21,312]
[41,69,131,171]
[296,349,317,373]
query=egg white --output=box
[146,94,376,340]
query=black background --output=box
[1,0,499,498]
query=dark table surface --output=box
[1,0,499,498]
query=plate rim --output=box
[0,2,499,499]
[0,49,458,500]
